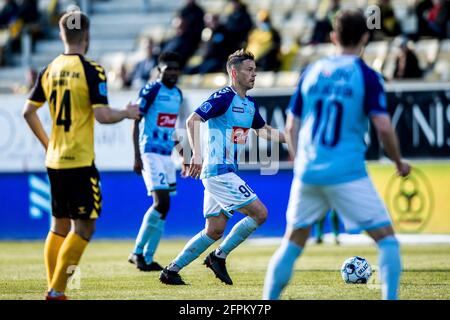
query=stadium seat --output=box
[363,41,389,72]
[275,71,299,87]
[256,71,276,88]
[200,73,228,89]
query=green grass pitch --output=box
[1,240,450,300]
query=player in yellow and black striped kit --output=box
[22,11,140,300]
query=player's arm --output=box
[364,68,410,177]
[186,112,203,179]
[371,114,410,177]
[23,67,49,150]
[23,102,49,150]
[254,124,286,143]
[132,116,143,175]
[285,113,301,159]
[94,103,140,124]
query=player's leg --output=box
[366,225,401,300]
[142,156,177,267]
[44,217,70,290]
[45,168,71,292]
[130,153,169,271]
[315,214,326,244]
[263,179,328,300]
[215,198,266,260]
[326,177,401,300]
[47,165,102,299]
[160,193,226,285]
[331,210,341,244]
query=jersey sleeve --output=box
[249,97,266,129]
[136,81,162,115]
[288,66,311,118]
[82,59,109,108]
[27,67,47,108]
[358,60,388,116]
[194,87,234,121]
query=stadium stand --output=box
[0,0,449,93]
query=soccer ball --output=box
[341,256,372,284]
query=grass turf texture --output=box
[1,240,449,300]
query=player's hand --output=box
[126,102,140,120]
[134,157,143,175]
[181,163,190,178]
[188,154,202,179]
[396,162,411,177]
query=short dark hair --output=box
[226,49,255,73]
[59,11,90,45]
[158,51,181,65]
[333,9,368,47]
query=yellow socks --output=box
[44,231,66,290]
[50,232,89,293]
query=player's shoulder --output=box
[207,86,235,102]
[139,80,162,97]
[354,57,385,87]
[79,56,107,82]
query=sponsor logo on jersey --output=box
[99,82,107,97]
[232,106,245,113]
[157,113,177,128]
[231,126,250,145]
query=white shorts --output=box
[202,172,258,219]
[141,152,176,196]
[286,177,392,232]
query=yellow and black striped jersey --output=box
[27,54,109,169]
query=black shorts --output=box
[47,164,102,220]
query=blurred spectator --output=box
[373,0,402,39]
[12,67,37,94]
[121,38,158,89]
[18,0,39,25]
[246,10,281,71]
[310,0,341,44]
[162,14,200,69]
[416,0,450,39]
[224,0,253,53]
[0,0,19,27]
[179,0,204,51]
[393,37,423,79]
[185,13,229,74]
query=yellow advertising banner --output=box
[368,162,450,234]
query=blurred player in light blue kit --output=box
[129,51,187,272]
[160,49,286,285]
[263,9,410,300]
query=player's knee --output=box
[74,221,96,241]
[206,228,224,241]
[154,201,170,216]
[253,207,268,225]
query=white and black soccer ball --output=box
[341,256,372,284]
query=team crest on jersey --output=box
[200,102,213,113]
[157,113,177,127]
[231,126,250,145]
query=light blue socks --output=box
[216,217,259,257]
[263,240,303,300]
[144,218,166,264]
[377,235,402,300]
[133,207,162,257]
[171,230,216,271]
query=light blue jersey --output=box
[195,86,266,179]
[289,56,388,185]
[137,81,183,155]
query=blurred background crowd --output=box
[0,0,449,93]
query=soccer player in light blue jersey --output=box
[160,50,286,285]
[128,52,187,272]
[263,10,410,300]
